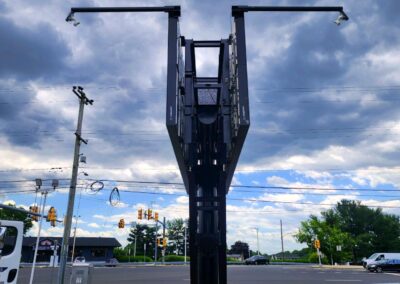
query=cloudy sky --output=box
[1,0,400,255]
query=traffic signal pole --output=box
[29,191,44,284]
[57,87,92,284]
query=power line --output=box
[2,178,400,193]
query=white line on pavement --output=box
[325,280,361,282]
[385,273,400,277]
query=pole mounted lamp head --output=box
[334,11,349,26]
[35,178,42,190]
[66,12,80,26]
[52,179,59,189]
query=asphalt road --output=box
[17,265,400,284]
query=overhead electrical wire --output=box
[2,178,400,194]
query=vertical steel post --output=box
[154,222,158,264]
[184,225,187,264]
[162,217,166,263]
[280,220,284,261]
[29,192,46,284]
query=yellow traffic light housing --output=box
[138,209,143,220]
[163,238,167,248]
[157,238,161,246]
[147,209,152,220]
[47,207,57,222]
[314,239,320,249]
[30,206,39,221]
[118,218,125,228]
[154,212,159,222]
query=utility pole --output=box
[57,86,92,284]
[280,220,284,261]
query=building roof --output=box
[22,237,121,248]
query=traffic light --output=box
[154,212,159,222]
[157,238,161,246]
[29,205,39,221]
[147,209,152,220]
[162,238,167,248]
[314,239,320,249]
[138,209,143,220]
[118,219,125,228]
[47,207,56,221]
[46,207,57,227]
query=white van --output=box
[362,253,400,268]
[0,220,24,284]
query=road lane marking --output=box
[325,280,361,282]
[385,273,400,277]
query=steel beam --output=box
[232,6,349,21]
[71,6,180,16]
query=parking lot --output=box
[16,264,400,284]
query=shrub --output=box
[116,255,153,262]
[161,255,190,262]
[308,252,329,264]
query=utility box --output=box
[71,263,93,284]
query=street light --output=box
[253,228,260,255]
[29,179,58,284]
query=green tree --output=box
[296,200,400,263]
[0,203,33,234]
[229,241,250,259]
[325,200,400,261]
[167,218,188,255]
[127,224,159,258]
[296,215,353,264]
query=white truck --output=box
[362,252,400,268]
[0,220,24,284]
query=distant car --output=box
[244,255,269,265]
[105,258,119,267]
[74,256,86,263]
[368,259,400,273]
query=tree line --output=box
[296,199,400,264]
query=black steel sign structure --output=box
[64,5,348,284]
